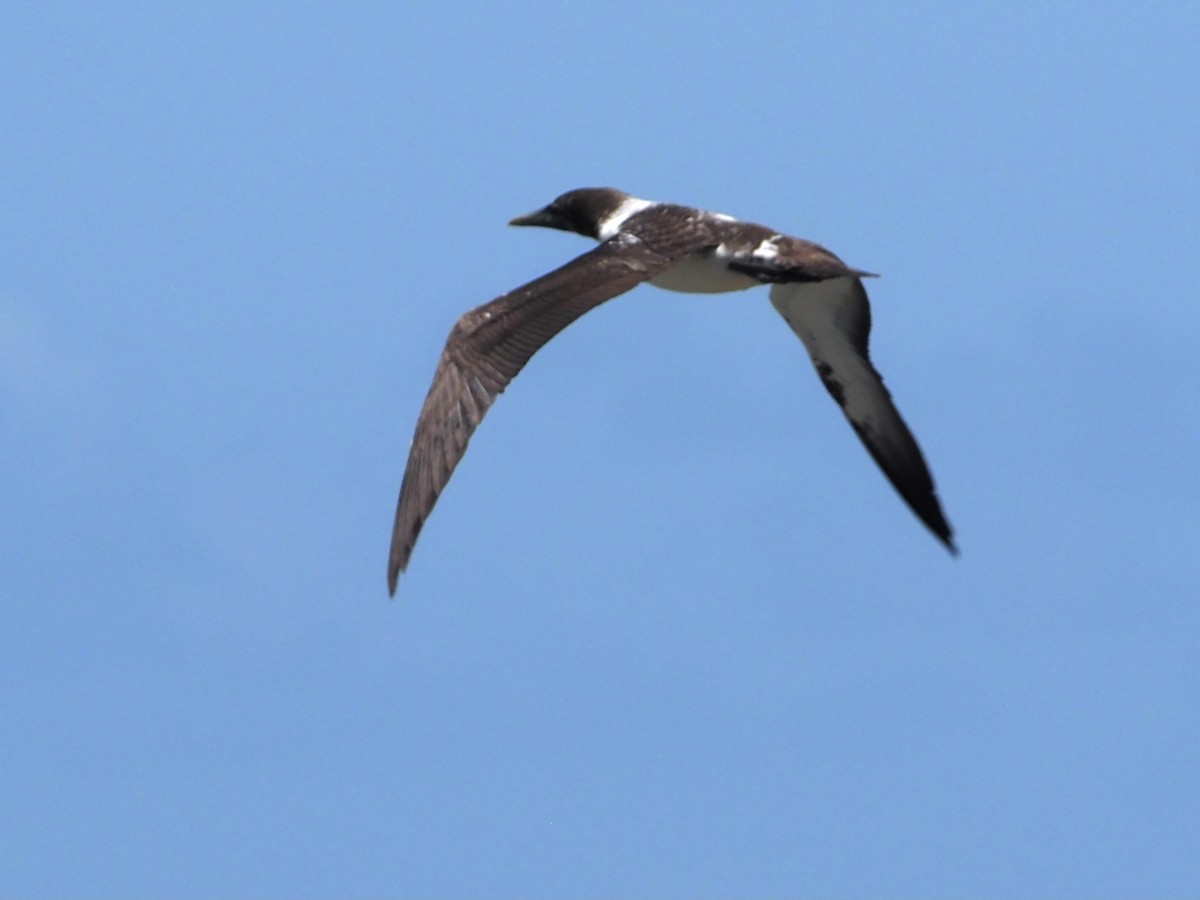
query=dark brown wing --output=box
[388,233,682,593]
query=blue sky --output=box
[3,2,1198,897]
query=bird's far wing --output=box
[769,278,956,552]
[388,233,682,593]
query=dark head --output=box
[509,187,631,239]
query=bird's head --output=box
[509,187,632,240]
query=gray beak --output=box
[508,207,559,228]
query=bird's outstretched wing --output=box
[388,233,682,593]
[769,278,956,552]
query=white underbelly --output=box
[648,251,759,294]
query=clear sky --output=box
[4,2,1198,897]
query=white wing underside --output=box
[770,278,885,434]
[769,278,954,549]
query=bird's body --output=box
[387,188,954,594]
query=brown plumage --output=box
[388,189,954,594]
[388,233,679,590]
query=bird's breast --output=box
[648,248,760,294]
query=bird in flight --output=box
[388,188,955,594]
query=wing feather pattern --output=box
[388,233,679,593]
[769,278,956,552]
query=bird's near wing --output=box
[388,233,680,594]
[769,278,956,552]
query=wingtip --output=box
[388,529,411,597]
